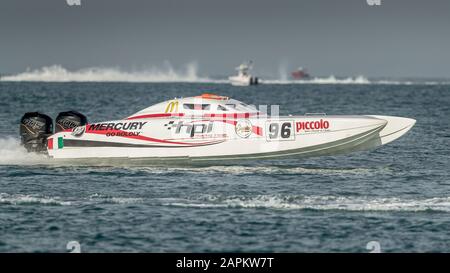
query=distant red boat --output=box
[291,67,310,80]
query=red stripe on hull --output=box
[85,127,220,146]
[127,113,185,120]
[127,112,260,120]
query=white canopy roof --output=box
[128,94,260,119]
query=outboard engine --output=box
[20,112,53,153]
[55,111,88,133]
[250,77,259,85]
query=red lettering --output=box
[295,119,330,132]
[314,121,320,129]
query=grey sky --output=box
[1,0,449,78]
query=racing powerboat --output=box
[19,93,415,162]
[291,67,311,80]
[229,61,259,86]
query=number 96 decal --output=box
[266,121,295,141]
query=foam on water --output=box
[136,165,383,176]
[0,137,51,165]
[0,67,372,84]
[0,63,220,83]
[262,75,371,84]
[161,194,450,212]
[88,193,144,204]
[0,193,72,206]
[4,191,448,212]
[0,192,144,206]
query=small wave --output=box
[0,193,72,206]
[0,192,145,206]
[88,193,144,204]
[0,63,223,83]
[161,194,450,212]
[136,165,381,176]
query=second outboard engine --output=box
[55,111,88,133]
[20,112,53,153]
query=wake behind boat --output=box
[19,93,415,162]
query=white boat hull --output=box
[47,115,415,161]
[229,75,258,86]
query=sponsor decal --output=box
[47,138,53,149]
[22,118,45,130]
[105,132,141,137]
[295,119,330,132]
[58,137,64,149]
[164,121,213,137]
[57,118,81,130]
[47,137,64,150]
[71,125,86,137]
[235,119,252,138]
[165,101,179,113]
[87,122,147,131]
[266,121,295,141]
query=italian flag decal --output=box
[47,137,64,150]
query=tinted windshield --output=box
[225,100,258,112]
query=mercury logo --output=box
[71,126,86,137]
[58,119,80,130]
[88,122,147,131]
[22,118,45,130]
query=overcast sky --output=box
[1,0,449,78]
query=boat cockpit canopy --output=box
[128,93,260,119]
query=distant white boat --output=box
[228,61,259,86]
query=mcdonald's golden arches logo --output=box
[165,101,179,113]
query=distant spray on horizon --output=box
[0,62,213,83]
[278,60,289,82]
[1,63,448,85]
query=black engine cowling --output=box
[20,112,53,153]
[55,111,88,133]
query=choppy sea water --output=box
[0,81,449,252]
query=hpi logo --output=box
[164,121,214,137]
[366,0,381,6]
[66,0,81,6]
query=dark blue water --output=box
[0,82,449,252]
